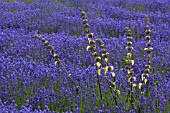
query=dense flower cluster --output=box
[0,0,170,112]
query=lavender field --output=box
[0,0,170,112]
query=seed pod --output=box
[91,47,97,52]
[144,79,147,84]
[95,56,101,62]
[84,23,90,29]
[81,11,86,17]
[145,65,150,69]
[50,48,54,54]
[127,68,132,75]
[125,59,131,65]
[146,36,150,40]
[86,45,93,51]
[144,69,150,73]
[76,86,79,93]
[132,84,137,87]
[102,53,108,58]
[126,46,134,51]
[127,37,132,40]
[34,34,39,38]
[127,53,132,58]
[127,30,132,36]
[41,38,45,43]
[95,39,101,43]
[100,44,105,49]
[92,52,98,57]
[128,77,135,83]
[138,83,143,89]
[102,49,107,54]
[82,15,86,19]
[146,29,151,35]
[146,41,151,46]
[39,36,43,40]
[142,73,149,78]
[96,62,101,67]
[146,25,149,30]
[85,28,90,33]
[95,39,104,45]
[45,41,49,46]
[109,81,116,89]
[53,53,59,59]
[146,48,153,54]
[82,19,88,25]
[56,59,61,64]
[148,60,152,65]
[127,41,132,46]
[147,50,151,54]
[87,33,93,38]
[125,65,130,69]
[108,66,114,71]
[47,45,52,49]
[89,40,95,45]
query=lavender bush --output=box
[0,0,170,112]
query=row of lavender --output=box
[1,29,170,112]
[0,0,170,112]
[0,0,170,40]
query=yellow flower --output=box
[54,61,58,66]
[104,66,109,74]
[97,56,102,60]
[131,60,134,65]
[127,69,131,74]
[97,69,101,75]
[144,79,147,84]
[116,90,121,95]
[132,77,136,82]
[110,72,115,78]
[104,58,108,63]
[68,74,71,77]
[133,84,137,87]
[109,66,114,70]
[96,62,101,67]
[127,53,132,58]
[144,48,148,51]
[86,46,91,51]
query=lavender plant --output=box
[0,0,170,112]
